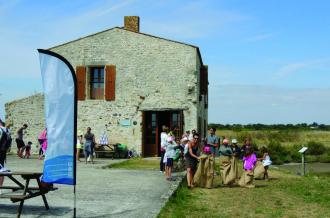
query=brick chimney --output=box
[124,16,140,32]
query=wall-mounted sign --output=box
[119,119,131,126]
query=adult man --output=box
[205,127,220,157]
[16,123,28,158]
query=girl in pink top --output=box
[243,151,257,171]
[38,129,47,159]
[239,148,257,188]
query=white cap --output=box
[231,139,238,144]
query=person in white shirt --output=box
[160,125,169,172]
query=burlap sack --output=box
[193,154,214,188]
[229,157,239,181]
[219,156,237,185]
[254,161,265,179]
[238,170,255,188]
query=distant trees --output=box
[208,123,330,131]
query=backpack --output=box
[0,127,11,151]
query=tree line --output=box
[208,122,330,131]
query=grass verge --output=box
[103,158,159,170]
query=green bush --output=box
[287,144,303,162]
[267,140,291,164]
[305,155,318,163]
[319,153,330,163]
[306,141,326,155]
[237,132,253,143]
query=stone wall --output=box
[5,27,207,155]
[5,94,45,152]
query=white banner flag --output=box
[38,49,77,185]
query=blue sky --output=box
[1,0,330,124]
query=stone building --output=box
[5,16,208,157]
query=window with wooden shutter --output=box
[105,65,116,101]
[76,66,86,100]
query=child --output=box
[24,141,32,159]
[182,137,189,156]
[239,148,257,188]
[164,136,177,181]
[38,128,47,160]
[260,146,272,180]
[76,135,83,162]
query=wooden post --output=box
[301,153,305,176]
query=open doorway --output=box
[142,110,183,157]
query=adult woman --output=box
[160,125,168,173]
[84,127,96,164]
[185,133,200,188]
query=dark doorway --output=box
[142,110,183,157]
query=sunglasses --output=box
[194,137,199,139]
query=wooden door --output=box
[143,112,158,157]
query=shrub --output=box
[287,144,304,162]
[267,140,291,165]
[305,155,318,163]
[237,132,253,142]
[319,153,330,163]
[306,141,327,155]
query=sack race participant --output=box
[193,153,214,189]
[238,148,257,188]
[253,161,265,179]
[185,133,200,188]
[219,139,236,185]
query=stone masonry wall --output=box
[5,94,45,152]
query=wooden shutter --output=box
[105,65,116,101]
[200,65,208,95]
[76,66,86,100]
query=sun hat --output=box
[231,139,238,144]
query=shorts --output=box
[16,138,25,149]
[166,158,173,167]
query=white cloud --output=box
[273,57,330,79]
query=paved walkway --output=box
[0,155,184,218]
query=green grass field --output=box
[158,169,330,218]
[107,158,330,218]
[215,129,330,148]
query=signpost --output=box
[298,147,308,176]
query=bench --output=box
[94,143,117,159]
[0,172,57,218]
[94,150,115,159]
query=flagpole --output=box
[74,185,76,217]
